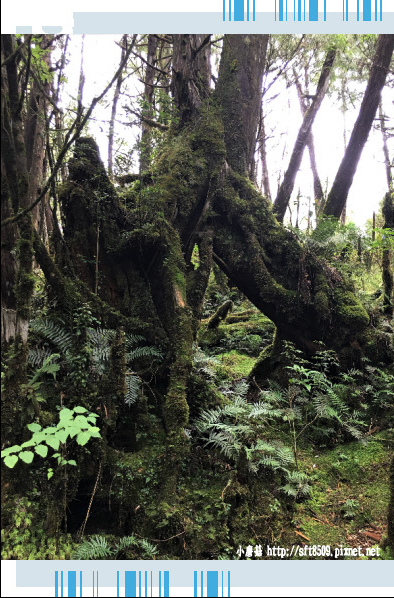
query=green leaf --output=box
[32,432,47,443]
[74,415,89,428]
[4,455,19,468]
[89,427,101,438]
[4,445,22,454]
[47,469,54,480]
[35,445,48,458]
[59,408,73,422]
[68,426,80,439]
[19,451,34,464]
[73,406,87,414]
[27,422,42,433]
[67,460,77,466]
[76,431,91,446]
[45,437,60,451]
[56,429,69,445]
[21,440,36,448]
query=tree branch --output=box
[2,39,135,229]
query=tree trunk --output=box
[274,47,336,223]
[58,34,389,393]
[216,35,268,176]
[108,35,127,179]
[139,34,159,174]
[17,35,393,505]
[24,35,53,244]
[171,34,211,126]
[379,100,392,190]
[293,69,324,217]
[324,35,394,219]
[258,104,272,201]
[1,35,35,346]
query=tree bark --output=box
[108,35,127,179]
[379,100,393,190]
[1,34,35,346]
[171,34,211,126]
[258,104,272,201]
[274,47,336,222]
[139,34,159,174]
[216,35,268,176]
[293,69,324,216]
[324,35,394,219]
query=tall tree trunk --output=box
[379,100,393,189]
[108,35,127,179]
[171,34,211,126]
[1,35,35,346]
[339,76,348,224]
[324,35,394,219]
[24,35,53,244]
[258,104,272,201]
[216,35,268,176]
[274,47,336,222]
[293,68,324,217]
[75,35,85,131]
[139,34,159,174]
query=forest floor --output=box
[197,302,392,560]
[291,432,391,558]
[2,295,392,561]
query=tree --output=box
[274,45,336,222]
[324,34,394,218]
[2,34,393,505]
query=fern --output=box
[28,346,53,368]
[281,471,311,498]
[125,374,141,406]
[29,318,162,407]
[140,539,158,558]
[73,534,157,560]
[126,346,163,362]
[73,535,113,559]
[30,319,74,355]
[114,535,139,552]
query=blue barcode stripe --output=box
[207,571,218,597]
[68,572,76,597]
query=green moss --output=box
[292,433,391,556]
[334,287,370,332]
[215,351,256,380]
[314,290,329,313]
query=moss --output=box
[333,287,370,333]
[207,299,233,329]
[215,351,256,380]
[292,433,391,557]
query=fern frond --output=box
[30,319,73,355]
[28,346,53,368]
[73,535,113,559]
[126,346,163,362]
[125,374,141,406]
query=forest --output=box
[1,33,394,561]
